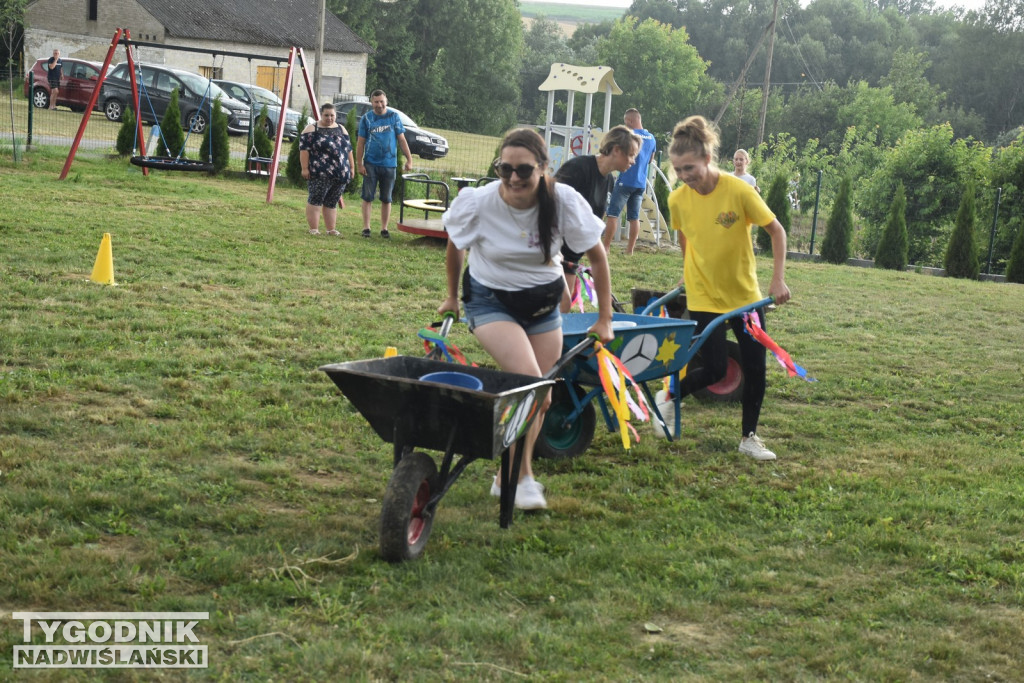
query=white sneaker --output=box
[514,476,547,510]
[490,475,547,509]
[739,432,777,461]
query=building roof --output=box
[136,0,373,54]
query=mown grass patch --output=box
[1,150,1022,680]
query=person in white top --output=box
[438,128,614,510]
[732,148,760,194]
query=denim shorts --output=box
[361,163,396,203]
[606,183,644,220]
[463,272,562,335]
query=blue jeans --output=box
[361,163,396,203]
[606,183,644,221]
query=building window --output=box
[199,65,223,80]
[321,76,342,101]
[88,0,98,21]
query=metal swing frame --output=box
[60,28,321,202]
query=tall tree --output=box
[407,0,523,135]
[596,17,711,138]
[519,15,574,125]
[879,48,944,123]
[856,123,990,264]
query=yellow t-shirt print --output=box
[716,211,739,229]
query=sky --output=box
[520,0,990,11]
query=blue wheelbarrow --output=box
[536,289,774,459]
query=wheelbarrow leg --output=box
[498,435,527,529]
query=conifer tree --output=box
[1005,225,1024,284]
[943,182,979,279]
[115,106,136,157]
[199,99,230,174]
[820,176,854,265]
[252,105,274,159]
[760,174,790,254]
[875,181,909,270]
[286,105,309,186]
[158,88,186,158]
[345,107,362,196]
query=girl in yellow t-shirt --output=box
[667,116,791,461]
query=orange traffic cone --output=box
[90,233,115,285]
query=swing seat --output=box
[246,155,276,177]
[130,155,214,172]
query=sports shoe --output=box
[380,229,391,239]
[490,475,547,509]
[361,228,371,238]
[739,432,777,461]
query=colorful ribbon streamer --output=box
[743,312,815,382]
[594,341,651,450]
[418,328,476,366]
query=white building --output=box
[24,0,373,111]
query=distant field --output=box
[520,2,624,24]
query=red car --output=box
[24,57,103,111]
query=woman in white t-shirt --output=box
[732,148,760,194]
[438,128,614,510]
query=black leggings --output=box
[676,307,767,437]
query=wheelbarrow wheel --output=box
[536,383,595,460]
[379,452,438,562]
[692,340,744,403]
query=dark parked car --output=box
[100,63,251,135]
[334,101,449,160]
[24,57,102,111]
[213,80,312,139]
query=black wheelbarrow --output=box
[320,323,596,562]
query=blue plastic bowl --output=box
[418,371,484,391]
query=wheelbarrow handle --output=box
[437,311,456,338]
[639,285,686,316]
[544,334,598,380]
[689,297,775,353]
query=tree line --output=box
[333,0,1022,275]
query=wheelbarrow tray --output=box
[320,356,554,461]
[561,312,699,385]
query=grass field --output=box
[2,149,1023,680]
[519,2,625,24]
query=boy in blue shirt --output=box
[603,108,657,254]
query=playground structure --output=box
[59,28,319,204]
[537,63,670,250]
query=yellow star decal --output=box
[655,333,681,366]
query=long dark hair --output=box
[501,128,556,263]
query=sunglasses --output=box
[493,160,541,179]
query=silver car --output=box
[214,80,312,139]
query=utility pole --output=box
[314,0,326,103]
[757,0,779,147]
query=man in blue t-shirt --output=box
[603,108,657,254]
[356,90,413,238]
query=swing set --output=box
[59,28,323,203]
